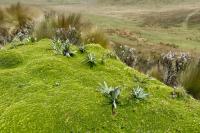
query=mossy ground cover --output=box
[0,39,200,132]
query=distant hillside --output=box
[0,0,84,4]
[97,0,200,5]
[1,0,199,5]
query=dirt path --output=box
[183,8,200,29]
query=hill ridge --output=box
[0,39,200,132]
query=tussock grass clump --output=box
[56,13,82,30]
[83,27,109,48]
[0,3,38,45]
[0,27,10,45]
[34,11,109,47]
[180,60,200,99]
[147,65,164,82]
[0,8,4,22]
[34,18,56,40]
[35,13,83,44]
[6,2,33,28]
[172,87,188,99]
[54,13,83,44]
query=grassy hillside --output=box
[0,0,199,5]
[0,39,200,132]
[98,0,200,5]
[0,0,83,4]
[86,14,200,50]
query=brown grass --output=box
[0,8,4,22]
[147,65,164,81]
[141,9,193,28]
[82,27,109,48]
[33,17,56,40]
[180,60,200,99]
[6,2,34,28]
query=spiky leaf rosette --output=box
[99,81,121,110]
[99,81,113,95]
[62,40,71,57]
[84,53,97,68]
[132,86,149,100]
[79,45,86,54]
[109,88,120,109]
[51,39,62,54]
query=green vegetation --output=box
[0,3,39,46]
[132,86,149,100]
[34,17,55,40]
[34,12,109,48]
[0,1,200,132]
[83,53,97,68]
[99,81,121,114]
[181,61,200,99]
[1,39,200,132]
[86,14,200,50]
[51,39,75,57]
[0,51,23,69]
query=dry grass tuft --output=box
[180,60,200,99]
[6,2,34,28]
[82,27,109,48]
[56,13,82,30]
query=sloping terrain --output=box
[97,0,200,5]
[0,40,200,132]
[1,0,199,5]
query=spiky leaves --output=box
[132,86,149,100]
[99,81,121,115]
[10,33,36,48]
[51,39,76,57]
[110,88,120,110]
[83,53,97,68]
[52,39,62,54]
[62,40,71,57]
[79,45,86,54]
[99,81,113,95]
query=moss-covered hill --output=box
[0,39,200,132]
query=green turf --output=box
[0,39,200,132]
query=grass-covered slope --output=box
[98,0,200,5]
[0,39,200,132]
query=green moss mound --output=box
[0,51,23,69]
[0,39,200,132]
[26,58,68,79]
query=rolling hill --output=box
[0,39,200,132]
